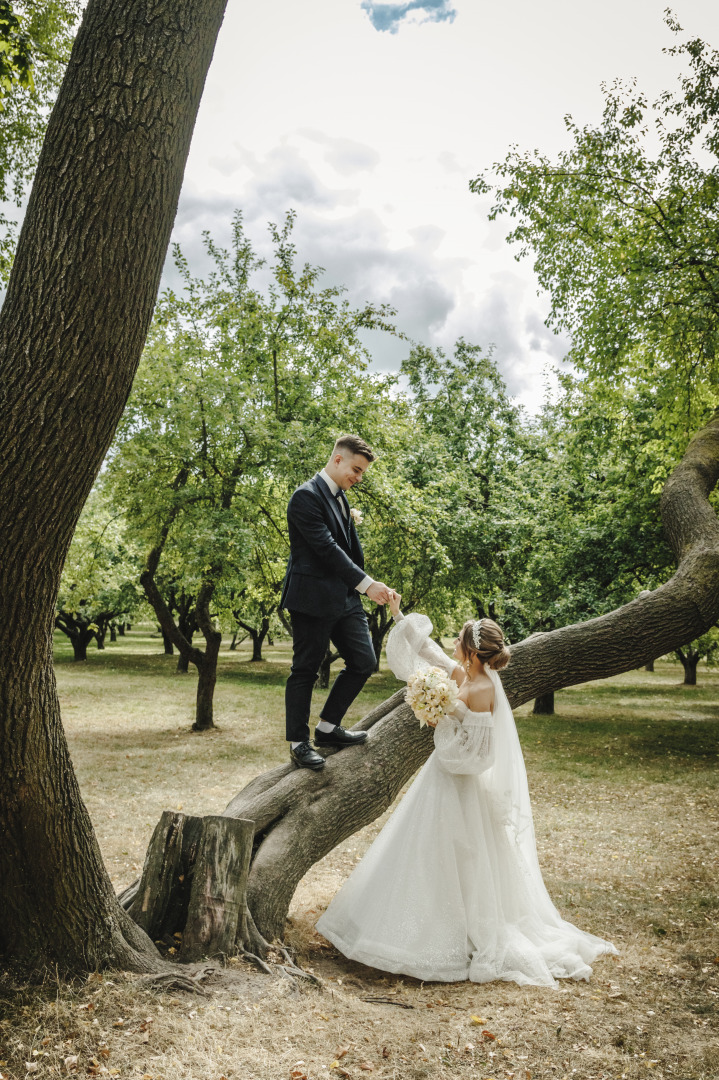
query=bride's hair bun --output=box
[460,617,510,670]
[487,642,511,671]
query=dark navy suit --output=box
[281,473,376,743]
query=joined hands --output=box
[366,581,392,605]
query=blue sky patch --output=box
[361,0,457,34]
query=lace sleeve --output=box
[385,612,457,681]
[433,705,495,775]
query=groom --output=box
[280,434,392,770]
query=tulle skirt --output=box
[316,753,617,987]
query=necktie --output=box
[334,488,350,529]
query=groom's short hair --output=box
[333,434,375,462]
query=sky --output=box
[169,0,719,411]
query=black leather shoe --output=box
[290,741,326,770]
[314,725,368,748]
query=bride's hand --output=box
[388,589,401,618]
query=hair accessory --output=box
[471,619,483,650]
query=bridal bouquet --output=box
[405,667,458,728]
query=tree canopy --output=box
[472,12,719,446]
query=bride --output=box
[316,593,617,987]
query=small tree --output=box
[675,628,719,686]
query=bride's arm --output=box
[389,592,462,681]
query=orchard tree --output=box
[675,628,719,686]
[56,489,142,659]
[469,15,719,711]
[472,13,719,440]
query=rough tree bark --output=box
[0,0,228,972]
[133,416,719,946]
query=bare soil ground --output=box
[1,631,717,1080]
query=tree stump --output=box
[181,816,254,961]
[125,810,254,960]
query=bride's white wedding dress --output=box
[316,613,617,987]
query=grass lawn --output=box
[0,628,717,1080]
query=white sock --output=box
[315,720,336,733]
[290,741,303,749]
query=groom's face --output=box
[332,451,371,491]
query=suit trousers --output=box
[285,593,377,743]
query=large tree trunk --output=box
[0,0,228,973]
[145,416,719,946]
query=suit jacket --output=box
[280,473,365,619]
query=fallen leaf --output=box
[358,1064,374,1072]
[138,1032,150,1044]
[64,1057,78,1073]
[382,1046,390,1058]
[335,1046,349,1059]
[471,1016,487,1025]
[112,1019,124,1028]
[41,1039,52,1047]
[482,1030,497,1041]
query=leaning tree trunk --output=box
[128,416,719,947]
[0,0,228,973]
[676,648,699,685]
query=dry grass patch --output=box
[0,636,717,1079]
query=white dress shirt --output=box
[319,468,373,595]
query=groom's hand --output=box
[366,581,391,605]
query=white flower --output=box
[350,507,364,525]
[405,667,458,728]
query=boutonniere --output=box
[350,507,364,526]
